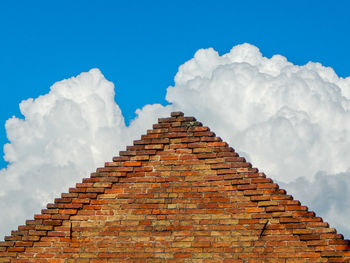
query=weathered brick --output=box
[123,161,142,167]
[2,111,349,262]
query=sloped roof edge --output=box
[0,111,349,262]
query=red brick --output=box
[123,161,142,167]
[3,111,349,262]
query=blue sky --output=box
[2,1,350,239]
[0,0,349,166]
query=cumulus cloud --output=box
[0,69,171,239]
[164,44,350,237]
[166,44,350,183]
[1,43,350,239]
[0,69,130,238]
[280,170,350,237]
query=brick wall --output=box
[1,112,349,262]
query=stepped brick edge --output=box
[0,111,349,262]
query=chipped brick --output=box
[2,111,349,262]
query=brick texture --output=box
[1,111,349,262]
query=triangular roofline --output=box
[1,112,349,262]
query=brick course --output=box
[1,111,349,262]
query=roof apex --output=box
[1,111,350,261]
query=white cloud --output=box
[1,44,350,239]
[280,170,350,238]
[0,69,130,238]
[164,43,350,237]
[166,44,350,184]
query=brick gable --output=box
[1,111,349,262]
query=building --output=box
[1,112,349,262]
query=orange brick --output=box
[123,161,142,167]
[2,112,347,262]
